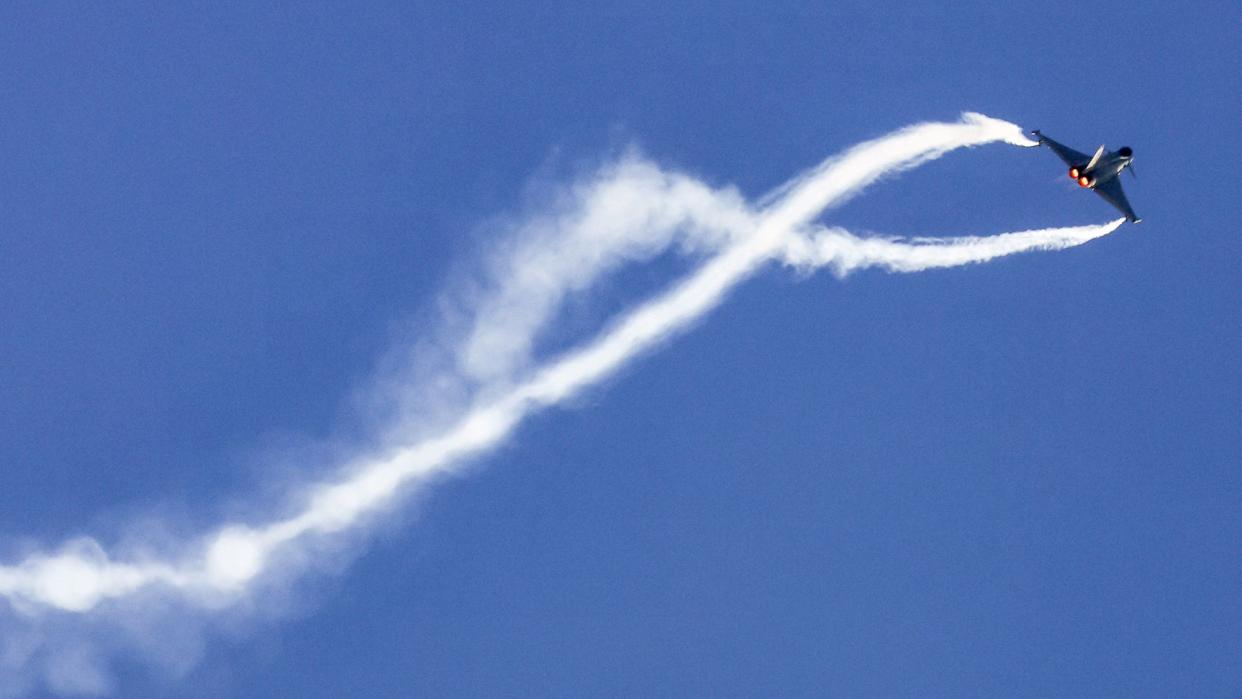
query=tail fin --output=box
[1085,144,1106,172]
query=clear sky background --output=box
[1,2,1238,697]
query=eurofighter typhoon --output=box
[1032,130,1141,223]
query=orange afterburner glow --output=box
[1069,167,1079,179]
[1078,176,1091,187]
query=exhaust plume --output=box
[0,113,1119,694]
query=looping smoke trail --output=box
[0,114,1117,641]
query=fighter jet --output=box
[1032,130,1141,223]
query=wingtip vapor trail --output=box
[0,111,1116,696]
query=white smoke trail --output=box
[0,114,1118,663]
[784,221,1121,275]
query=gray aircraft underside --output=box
[1032,130,1141,223]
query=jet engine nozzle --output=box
[1077,175,1093,188]
[1069,167,1080,179]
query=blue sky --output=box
[0,2,1238,697]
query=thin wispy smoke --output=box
[0,113,1120,694]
